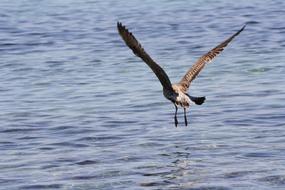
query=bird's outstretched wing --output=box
[179,25,246,92]
[117,22,173,91]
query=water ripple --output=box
[0,0,285,189]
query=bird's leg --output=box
[184,108,188,126]
[174,104,178,127]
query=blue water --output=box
[0,0,285,189]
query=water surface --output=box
[0,0,285,189]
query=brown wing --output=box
[179,25,246,92]
[117,22,173,91]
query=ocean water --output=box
[0,0,285,189]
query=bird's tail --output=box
[187,95,206,105]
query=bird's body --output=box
[164,84,190,108]
[117,22,245,127]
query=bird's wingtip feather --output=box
[117,21,124,29]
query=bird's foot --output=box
[184,116,188,126]
[184,108,188,127]
[175,117,178,127]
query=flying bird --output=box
[117,22,245,127]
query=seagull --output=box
[117,22,245,127]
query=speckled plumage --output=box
[117,22,245,126]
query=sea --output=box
[0,0,285,189]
